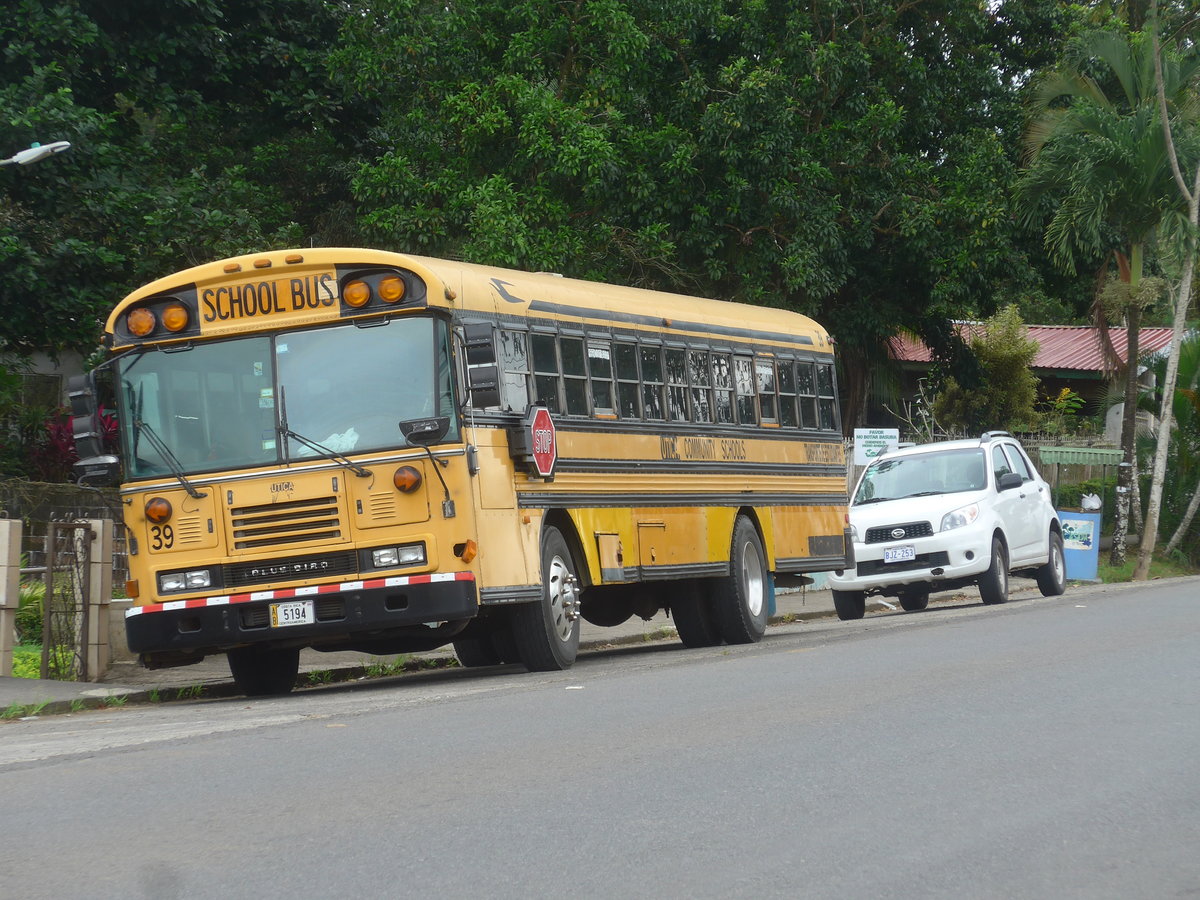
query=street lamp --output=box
[0,140,72,167]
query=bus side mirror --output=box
[463,323,497,365]
[468,365,500,408]
[400,416,451,446]
[68,374,106,459]
[462,323,501,408]
[68,373,120,485]
[74,455,120,486]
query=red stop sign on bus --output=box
[528,406,557,478]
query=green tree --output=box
[1,0,364,357]
[335,0,1078,431]
[930,305,1041,434]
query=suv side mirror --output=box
[997,471,1023,492]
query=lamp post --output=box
[0,140,72,167]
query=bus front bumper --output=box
[125,572,477,664]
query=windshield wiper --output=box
[132,417,205,499]
[278,386,370,478]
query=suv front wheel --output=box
[1036,531,1067,596]
[978,537,1009,605]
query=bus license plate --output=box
[270,599,314,628]
[884,545,916,564]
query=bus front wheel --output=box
[712,517,769,644]
[512,526,581,671]
[227,645,300,696]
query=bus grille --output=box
[230,496,343,550]
[222,550,359,589]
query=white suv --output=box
[829,432,1066,619]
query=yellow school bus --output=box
[71,249,849,695]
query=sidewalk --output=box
[0,585,939,716]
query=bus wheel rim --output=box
[742,541,765,617]
[547,554,579,642]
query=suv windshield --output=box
[118,317,456,478]
[854,448,986,504]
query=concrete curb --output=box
[4,605,854,719]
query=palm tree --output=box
[1134,6,1200,579]
[1016,27,1193,566]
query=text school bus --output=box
[72,250,850,695]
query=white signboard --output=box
[853,428,900,466]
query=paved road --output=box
[2,579,1197,898]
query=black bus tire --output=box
[713,517,769,644]
[672,579,723,648]
[227,645,300,696]
[512,525,581,671]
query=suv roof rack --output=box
[980,431,1012,442]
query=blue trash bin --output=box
[1058,510,1102,581]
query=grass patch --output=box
[1097,551,1199,583]
[2,700,50,720]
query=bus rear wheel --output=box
[227,645,300,696]
[712,517,769,644]
[453,613,520,667]
[671,580,722,648]
[511,525,581,671]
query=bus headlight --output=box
[158,569,213,593]
[372,543,426,568]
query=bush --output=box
[1053,476,1117,528]
[16,578,45,645]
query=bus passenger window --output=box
[734,357,756,425]
[665,348,689,421]
[531,333,561,414]
[640,345,665,420]
[817,363,838,431]
[588,341,615,414]
[712,353,734,424]
[615,343,641,418]
[689,350,713,423]
[796,362,818,429]
[756,357,778,423]
[499,330,530,412]
[561,336,589,416]
[778,360,798,427]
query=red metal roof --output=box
[888,324,1175,373]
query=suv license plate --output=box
[883,545,916,564]
[270,599,314,628]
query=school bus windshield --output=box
[117,316,456,478]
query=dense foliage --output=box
[1,0,1194,452]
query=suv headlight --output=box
[941,503,980,531]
